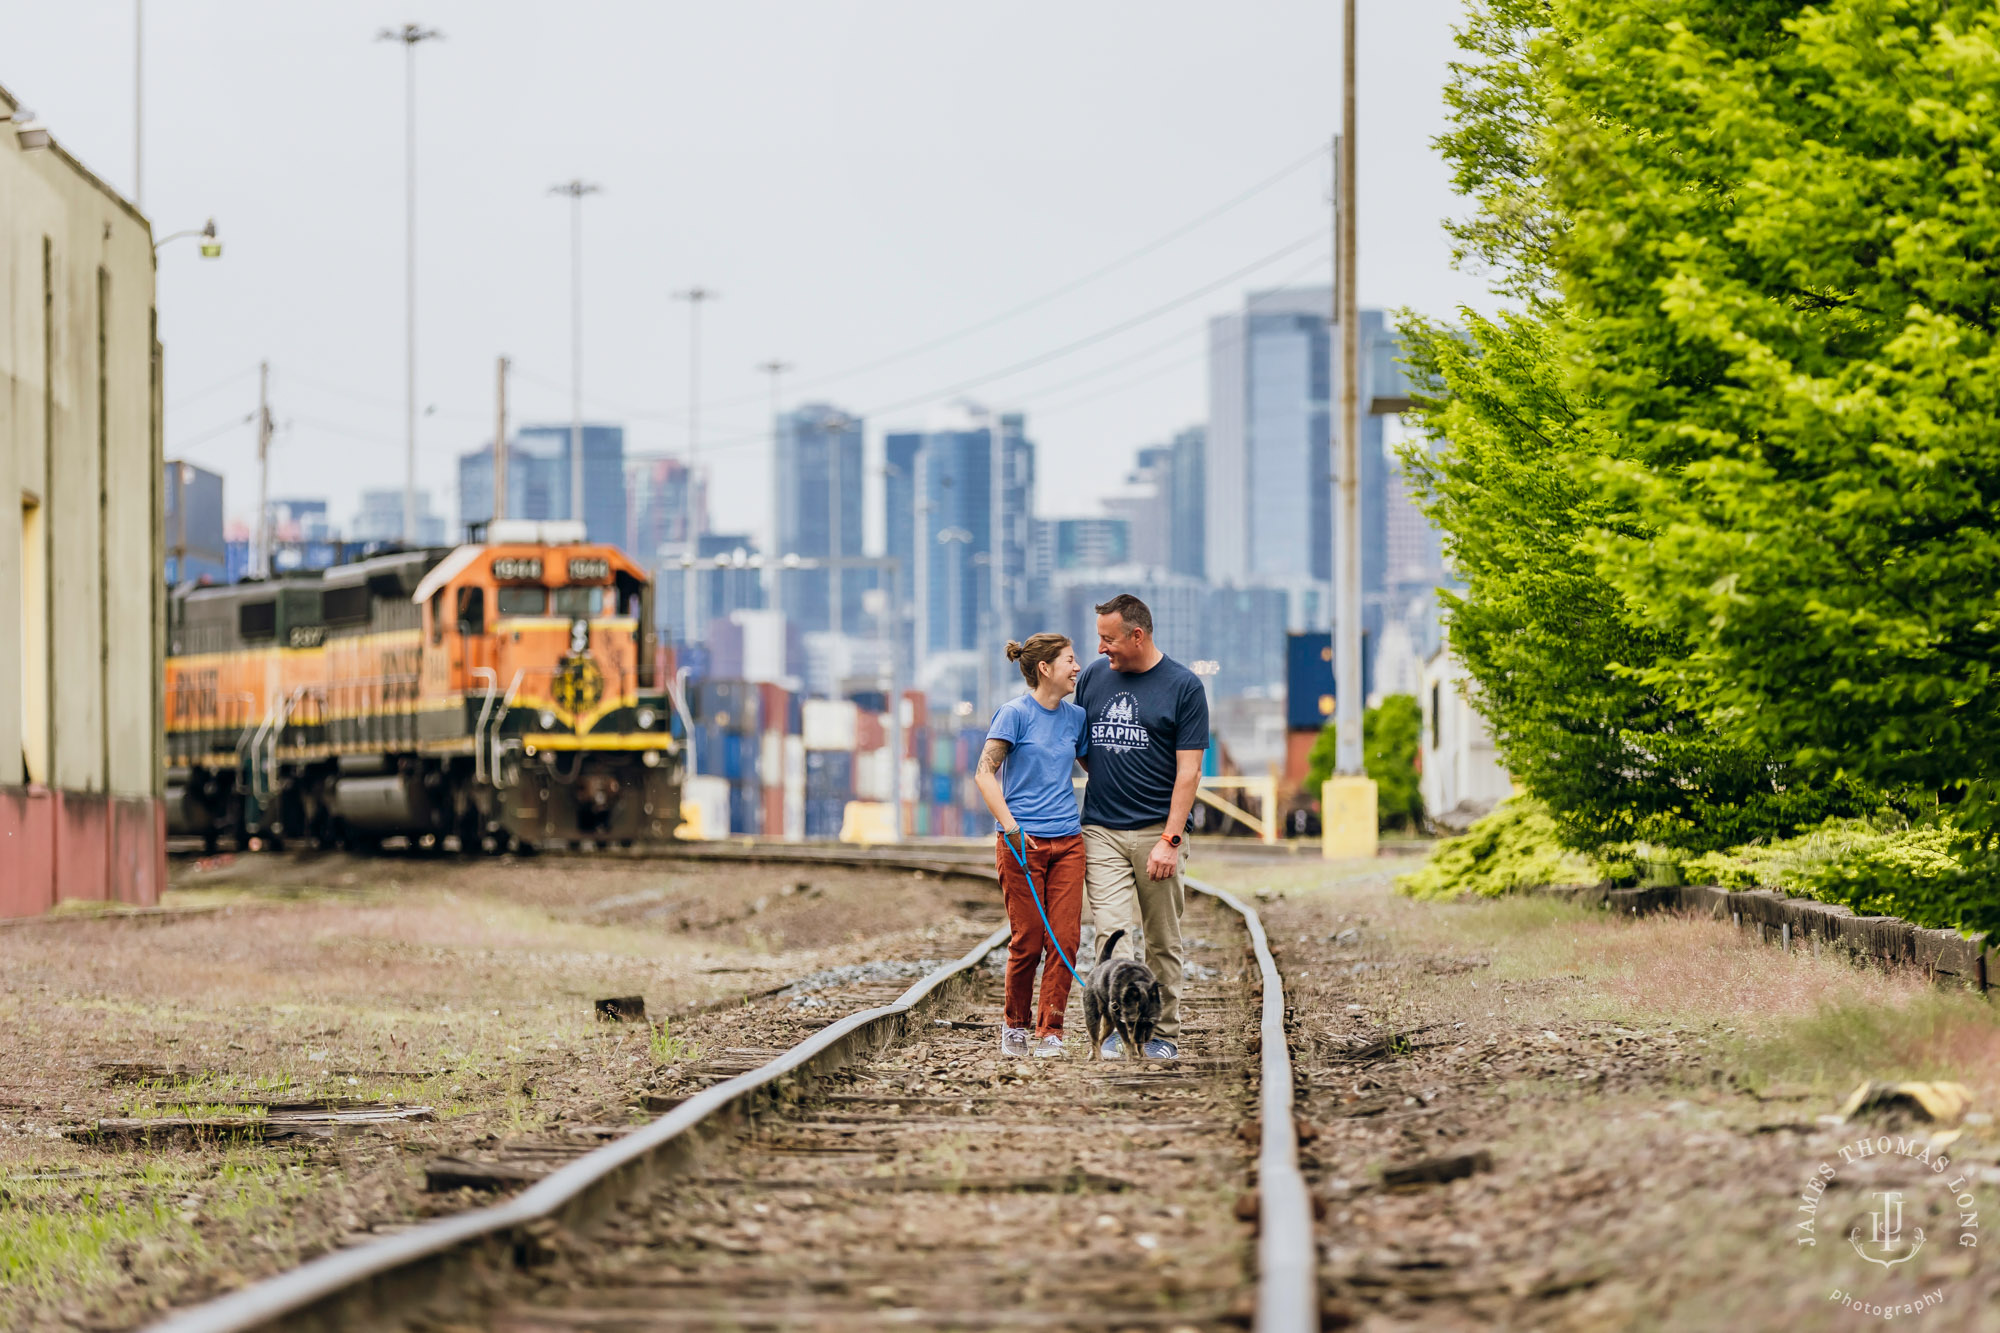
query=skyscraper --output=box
[458,424,627,547]
[773,404,865,634]
[883,405,1038,660]
[1206,292,1412,644]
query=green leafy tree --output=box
[1543,0,2000,839]
[1303,694,1426,831]
[1399,309,1858,850]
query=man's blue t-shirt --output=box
[986,693,1089,837]
[1075,654,1209,831]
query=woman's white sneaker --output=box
[1000,1026,1030,1058]
[1032,1035,1065,1058]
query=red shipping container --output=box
[901,690,928,733]
[758,682,794,734]
[856,711,887,753]
[762,786,785,837]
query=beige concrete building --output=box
[0,83,166,914]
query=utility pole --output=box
[377,22,442,548]
[254,361,272,578]
[492,355,509,529]
[1333,0,1363,779]
[133,0,142,208]
[549,180,600,533]
[674,287,718,647]
[759,359,791,619]
[984,408,1006,720]
[913,448,931,688]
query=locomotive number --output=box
[566,557,610,581]
[493,556,543,581]
[288,625,326,648]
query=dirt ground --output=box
[0,850,1004,1331]
[460,893,1260,1331]
[1192,855,2000,1333]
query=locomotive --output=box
[164,520,683,852]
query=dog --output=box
[1082,929,1163,1060]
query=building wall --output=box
[0,89,165,915]
[1418,649,1513,821]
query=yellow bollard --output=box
[1321,776,1378,860]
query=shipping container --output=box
[931,772,954,806]
[804,750,854,800]
[803,698,860,751]
[728,780,763,835]
[693,678,763,733]
[804,797,847,840]
[757,682,798,735]
[853,748,894,802]
[900,690,929,734]
[855,711,886,754]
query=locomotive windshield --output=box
[552,586,605,618]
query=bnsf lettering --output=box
[379,646,422,703]
[174,669,218,722]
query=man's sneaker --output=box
[1142,1038,1179,1060]
[1032,1034,1065,1058]
[1099,1031,1124,1059]
[1000,1026,1030,1058]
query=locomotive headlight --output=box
[636,707,657,731]
[642,749,663,768]
[538,710,557,730]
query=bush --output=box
[1403,803,1994,936]
[1302,694,1426,831]
[1397,798,1600,899]
[1684,820,1993,936]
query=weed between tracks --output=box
[0,852,1008,1329]
[1198,854,2000,1330]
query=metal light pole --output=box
[985,409,1005,722]
[133,0,142,207]
[492,355,510,528]
[674,287,718,645]
[1333,0,1363,778]
[824,412,853,640]
[758,359,791,618]
[378,23,443,547]
[253,361,272,578]
[549,180,601,532]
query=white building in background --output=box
[1419,644,1512,826]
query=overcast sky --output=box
[3,1,1491,547]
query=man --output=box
[1074,593,1208,1059]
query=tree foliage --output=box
[1304,694,1426,831]
[1547,1,2000,823]
[1401,0,2000,898]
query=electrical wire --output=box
[166,412,255,455]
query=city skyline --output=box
[1,1,1491,547]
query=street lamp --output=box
[549,180,601,531]
[673,286,719,646]
[154,217,222,258]
[377,21,443,548]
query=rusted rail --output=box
[145,851,1315,1333]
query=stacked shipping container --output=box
[683,682,1004,841]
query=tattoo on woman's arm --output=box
[977,739,1011,776]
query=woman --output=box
[974,633,1088,1059]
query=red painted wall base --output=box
[0,786,165,918]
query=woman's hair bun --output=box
[1004,640,1025,661]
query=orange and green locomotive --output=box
[164,522,683,852]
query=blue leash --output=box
[1002,829,1086,988]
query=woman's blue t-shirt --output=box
[986,693,1089,837]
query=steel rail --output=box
[143,856,1316,1333]
[1192,877,1317,1333]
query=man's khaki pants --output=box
[1082,823,1186,1040]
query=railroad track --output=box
[147,849,1313,1333]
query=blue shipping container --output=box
[804,797,846,840]
[1286,632,1336,732]
[805,750,853,800]
[728,781,763,835]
